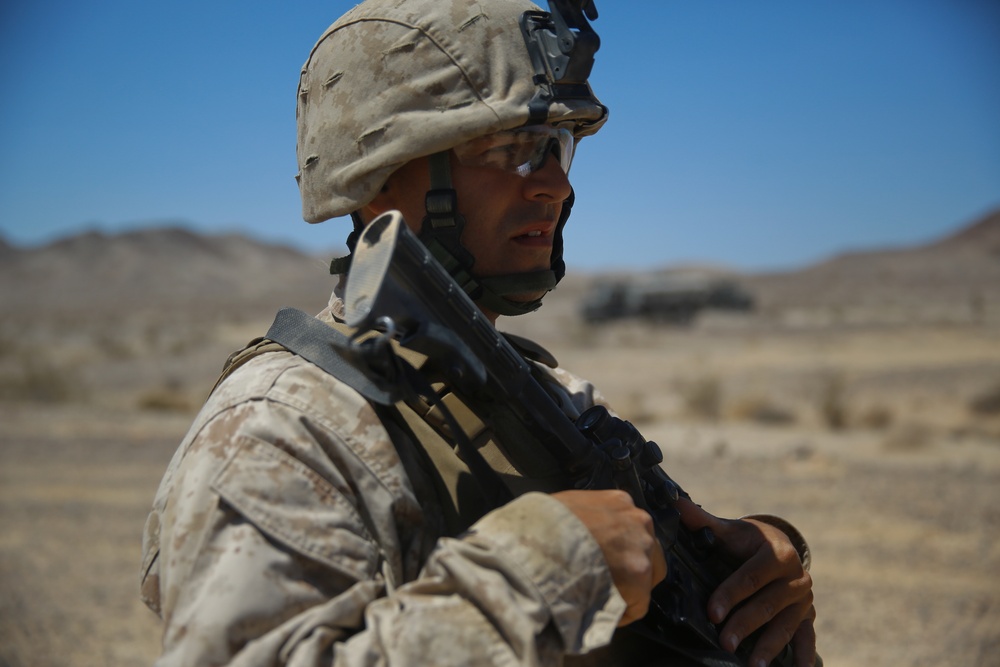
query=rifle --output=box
[339,211,796,667]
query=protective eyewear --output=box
[453,126,575,177]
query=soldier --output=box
[140,1,817,665]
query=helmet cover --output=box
[296,0,607,223]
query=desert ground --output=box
[1,218,999,666]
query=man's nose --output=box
[523,149,572,203]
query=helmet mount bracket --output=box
[520,1,602,125]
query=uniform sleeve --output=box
[144,359,624,667]
[352,493,625,667]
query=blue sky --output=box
[1,0,998,272]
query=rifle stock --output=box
[344,211,794,667]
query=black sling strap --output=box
[264,307,395,405]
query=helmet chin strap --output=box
[418,151,565,317]
[332,151,571,317]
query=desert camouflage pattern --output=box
[140,290,627,666]
[296,0,607,223]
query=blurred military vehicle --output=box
[580,273,754,324]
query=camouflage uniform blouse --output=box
[140,290,627,666]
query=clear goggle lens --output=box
[453,126,575,177]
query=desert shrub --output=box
[137,387,193,412]
[856,403,894,430]
[968,383,1000,416]
[95,332,135,360]
[610,392,656,425]
[729,395,796,425]
[680,375,722,421]
[881,423,931,452]
[817,372,848,431]
[567,321,598,347]
[0,353,82,403]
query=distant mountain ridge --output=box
[742,208,1000,316]
[924,207,1000,253]
[2,209,997,321]
[0,225,338,318]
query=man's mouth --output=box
[514,223,554,239]
[514,229,551,243]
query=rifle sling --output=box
[218,308,514,533]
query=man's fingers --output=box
[710,521,806,621]
[717,564,813,645]
[747,606,818,667]
[790,612,818,667]
[675,496,722,534]
[553,489,665,627]
[673,497,817,664]
[709,546,786,623]
[651,541,667,588]
[616,542,666,626]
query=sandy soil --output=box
[1,314,999,667]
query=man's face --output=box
[364,144,573,319]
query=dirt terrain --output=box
[1,211,998,666]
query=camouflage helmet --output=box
[296,0,608,223]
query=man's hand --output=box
[677,498,817,667]
[553,489,668,626]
